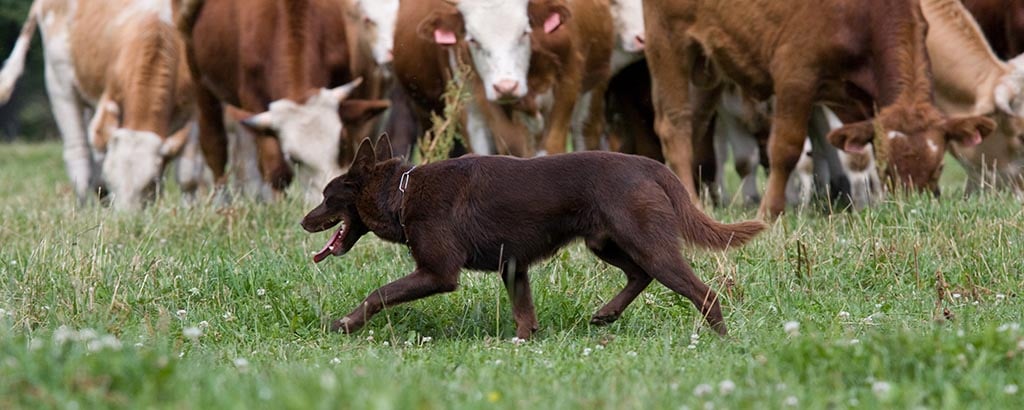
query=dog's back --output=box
[403,152,766,271]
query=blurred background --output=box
[1,0,59,142]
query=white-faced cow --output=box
[178,0,390,203]
[0,0,202,210]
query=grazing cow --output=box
[178,0,390,203]
[961,0,1024,59]
[394,0,613,156]
[0,0,201,210]
[924,0,1024,196]
[643,0,996,219]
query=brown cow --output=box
[178,0,390,203]
[643,0,996,219]
[393,0,613,156]
[1,0,199,210]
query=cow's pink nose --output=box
[634,34,645,50]
[493,80,519,96]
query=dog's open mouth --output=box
[312,218,348,263]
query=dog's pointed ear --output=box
[375,133,393,161]
[351,138,376,175]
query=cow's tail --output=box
[176,0,205,83]
[655,168,768,250]
[0,0,40,105]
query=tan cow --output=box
[643,0,996,219]
[178,0,390,203]
[0,0,201,210]
[395,0,613,156]
[922,0,1024,196]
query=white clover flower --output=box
[719,379,736,395]
[189,288,200,296]
[997,323,1020,333]
[198,320,209,329]
[872,381,892,398]
[687,343,697,350]
[838,311,851,320]
[996,294,1006,300]
[100,334,122,350]
[28,339,43,351]
[784,321,800,336]
[134,342,144,348]
[849,339,860,345]
[76,328,98,341]
[53,326,75,344]
[595,344,604,350]
[0,308,8,317]
[9,260,17,265]
[183,327,203,340]
[257,288,266,296]
[783,396,799,406]
[329,357,341,365]
[952,293,962,299]
[176,309,187,319]
[223,311,234,321]
[383,341,390,346]
[511,337,525,345]
[421,336,433,343]
[583,348,593,356]
[234,357,250,370]
[626,351,637,357]
[493,359,503,365]
[1005,384,1019,395]
[693,383,712,397]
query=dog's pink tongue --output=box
[312,226,344,263]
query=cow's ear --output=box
[944,115,995,147]
[226,105,276,134]
[827,120,875,153]
[418,10,464,46]
[528,0,570,34]
[339,99,390,125]
[351,138,376,176]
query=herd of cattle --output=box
[1,0,1023,218]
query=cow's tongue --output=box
[312,224,345,263]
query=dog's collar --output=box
[398,165,416,193]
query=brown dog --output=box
[302,135,767,339]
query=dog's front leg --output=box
[331,268,459,333]
[502,261,539,339]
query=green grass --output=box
[1,142,1022,409]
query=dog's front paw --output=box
[590,313,620,326]
[330,316,362,333]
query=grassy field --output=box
[1,142,1022,409]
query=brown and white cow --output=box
[394,0,613,156]
[926,0,1024,196]
[178,0,389,203]
[643,0,996,219]
[0,0,201,210]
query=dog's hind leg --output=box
[502,259,539,339]
[332,268,460,334]
[586,238,653,325]
[625,243,727,335]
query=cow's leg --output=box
[174,122,206,205]
[691,83,722,205]
[570,90,594,151]
[541,66,582,155]
[759,69,818,219]
[195,85,230,203]
[586,238,653,325]
[646,27,701,204]
[43,55,93,204]
[501,259,539,339]
[581,83,609,151]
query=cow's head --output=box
[232,78,390,203]
[350,0,400,67]
[89,100,190,211]
[609,0,645,53]
[829,106,995,195]
[420,0,570,102]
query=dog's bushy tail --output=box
[656,170,768,250]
